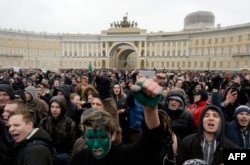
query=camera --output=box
[81,102,92,109]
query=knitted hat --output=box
[0,84,15,100]
[14,89,26,103]
[233,105,250,118]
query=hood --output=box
[197,105,225,141]
[24,86,38,101]
[49,96,67,118]
[166,89,185,109]
[53,85,70,101]
[81,84,98,99]
[25,128,52,146]
[0,84,15,100]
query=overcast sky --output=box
[0,0,249,34]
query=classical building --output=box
[0,11,250,72]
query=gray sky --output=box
[0,0,249,34]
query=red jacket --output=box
[188,101,207,128]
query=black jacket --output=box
[10,128,53,165]
[69,121,164,165]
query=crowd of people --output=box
[0,67,249,165]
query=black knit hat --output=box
[0,84,15,100]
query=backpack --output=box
[23,140,70,165]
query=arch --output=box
[107,42,139,69]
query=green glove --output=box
[131,78,162,108]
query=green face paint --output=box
[85,127,112,159]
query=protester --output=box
[68,77,164,165]
[24,86,49,126]
[9,110,53,165]
[111,83,130,143]
[177,105,238,165]
[0,118,12,165]
[0,84,15,117]
[188,89,208,128]
[163,89,196,140]
[221,87,240,122]
[155,110,179,165]
[225,105,250,148]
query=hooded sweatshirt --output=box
[177,105,238,165]
[39,96,76,154]
[24,86,49,126]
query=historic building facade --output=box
[0,11,250,72]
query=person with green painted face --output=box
[68,76,165,165]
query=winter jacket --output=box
[0,119,12,165]
[177,105,238,165]
[68,121,164,165]
[10,128,53,165]
[225,120,250,149]
[40,96,76,154]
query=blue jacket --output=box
[225,120,250,149]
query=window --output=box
[220,61,223,68]
[221,37,225,43]
[200,61,203,68]
[213,61,216,68]
[215,38,218,44]
[247,45,250,53]
[201,48,204,56]
[221,47,224,56]
[208,39,211,44]
[8,48,13,55]
[236,61,239,68]
[177,62,180,68]
[0,47,3,54]
[248,34,250,41]
[195,49,198,56]
[230,36,233,42]
[194,61,197,67]
[8,38,12,45]
[195,40,199,45]
[237,46,241,54]
[244,60,248,67]
[228,46,232,56]
[202,39,205,45]
[178,50,181,56]
[182,61,185,68]
[189,49,192,56]
[238,35,242,42]
[214,47,217,56]
[207,48,211,56]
